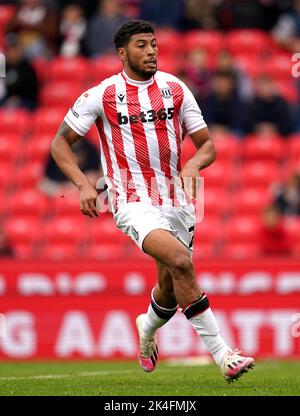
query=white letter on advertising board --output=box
[99,311,136,356]
[0,312,36,357]
[232,310,264,354]
[55,311,94,357]
[269,311,296,356]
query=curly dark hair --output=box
[113,20,155,50]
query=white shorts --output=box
[114,202,196,253]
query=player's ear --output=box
[118,47,127,63]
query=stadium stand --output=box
[238,161,282,187]
[241,134,284,161]
[7,189,50,217]
[0,4,15,29]
[184,30,224,55]
[48,57,89,83]
[0,3,299,262]
[226,29,273,56]
[33,109,67,135]
[40,81,83,110]
[15,162,46,190]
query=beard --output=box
[127,55,157,80]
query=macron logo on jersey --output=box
[117,107,175,125]
[117,92,125,102]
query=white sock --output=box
[184,296,231,366]
[200,333,231,366]
[142,289,177,337]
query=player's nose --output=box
[146,45,156,56]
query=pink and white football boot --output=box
[220,349,255,383]
[136,314,158,373]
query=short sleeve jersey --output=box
[65,70,207,211]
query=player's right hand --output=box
[79,182,100,218]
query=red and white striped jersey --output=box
[65,70,207,212]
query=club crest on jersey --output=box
[160,88,172,98]
[117,92,126,102]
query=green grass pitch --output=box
[0,360,299,396]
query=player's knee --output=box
[169,253,193,279]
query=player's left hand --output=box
[79,182,100,218]
[179,161,201,201]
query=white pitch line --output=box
[0,369,137,381]
[0,363,204,382]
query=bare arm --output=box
[187,127,216,170]
[179,127,216,199]
[50,121,99,217]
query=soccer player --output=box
[51,20,254,382]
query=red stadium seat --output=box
[0,162,14,191]
[127,245,153,261]
[53,189,81,216]
[288,135,300,164]
[264,55,293,80]
[234,55,262,79]
[8,190,50,217]
[201,161,238,188]
[89,218,128,244]
[157,56,181,75]
[0,190,7,215]
[193,242,216,259]
[5,217,41,243]
[45,217,86,243]
[184,31,224,54]
[275,80,298,104]
[87,242,125,261]
[222,243,260,259]
[0,109,30,136]
[212,132,241,161]
[156,29,182,57]
[202,187,231,216]
[282,217,300,243]
[12,243,35,260]
[195,217,224,243]
[15,162,45,189]
[225,216,260,243]
[48,57,89,83]
[0,134,22,163]
[226,30,272,56]
[31,58,50,84]
[242,134,284,162]
[33,109,66,135]
[238,161,282,187]
[91,55,123,82]
[233,188,272,215]
[24,134,52,163]
[40,81,82,109]
[182,132,240,167]
[292,242,300,257]
[39,243,79,261]
[0,32,4,49]
[0,5,16,27]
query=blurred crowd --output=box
[0,0,299,133]
[0,0,300,260]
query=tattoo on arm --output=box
[55,121,82,145]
